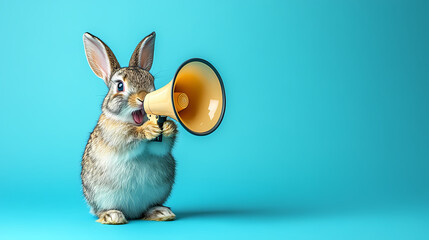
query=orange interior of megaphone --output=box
[172,60,225,135]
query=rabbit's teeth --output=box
[132,109,145,125]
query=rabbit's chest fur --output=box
[83,125,175,219]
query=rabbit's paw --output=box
[138,121,162,140]
[96,210,128,225]
[142,206,176,221]
[162,120,177,138]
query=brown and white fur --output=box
[81,32,177,225]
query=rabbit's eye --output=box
[117,81,124,91]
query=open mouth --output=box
[132,108,146,125]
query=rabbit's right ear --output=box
[129,32,155,71]
[83,33,120,85]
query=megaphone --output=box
[144,58,226,141]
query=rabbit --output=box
[81,32,178,225]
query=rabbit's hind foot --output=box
[142,206,176,221]
[96,210,128,225]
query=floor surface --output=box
[2,203,428,239]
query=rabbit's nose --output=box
[137,91,148,101]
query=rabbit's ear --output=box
[129,32,155,71]
[83,32,120,85]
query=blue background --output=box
[1,0,428,239]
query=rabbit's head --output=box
[83,32,156,125]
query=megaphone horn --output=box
[144,58,226,141]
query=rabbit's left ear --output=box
[129,32,155,71]
[83,32,120,85]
